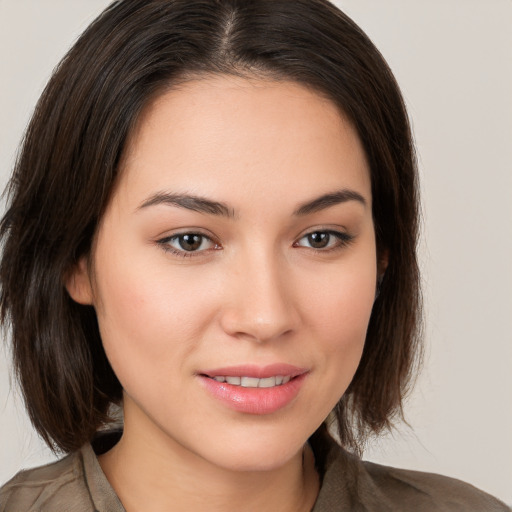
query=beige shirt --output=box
[1,434,510,511]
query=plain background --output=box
[0,0,511,505]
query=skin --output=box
[67,75,379,512]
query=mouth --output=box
[204,375,293,388]
[198,364,308,414]
[199,363,306,387]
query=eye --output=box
[294,230,353,251]
[158,232,219,256]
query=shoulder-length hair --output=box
[0,0,421,454]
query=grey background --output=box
[1,0,511,504]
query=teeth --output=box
[210,375,293,387]
[241,376,260,388]
[258,376,276,388]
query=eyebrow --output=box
[138,192,235,218]
[137,188,366,218]
[293,189,367,216]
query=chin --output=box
[196,427,309,473]
[214,449,300,473]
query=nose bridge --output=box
[220,244,298,342]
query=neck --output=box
[99,410,319,512]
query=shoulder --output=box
[0,451,94,512]
[361,459,510,511]
[314,437,510,512]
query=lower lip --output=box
[199,374,307,415]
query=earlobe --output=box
[64,256,94,305]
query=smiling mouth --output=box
[205,375,293,388]
[199,367,307,414]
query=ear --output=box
[375,248,389,301]
[377,247,389,279]
[64,256,94,305]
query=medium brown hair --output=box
[0,0,421,454]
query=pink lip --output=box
[198,364,308,415]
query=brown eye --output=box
[307,232,330,249]
[294,230,354,251]
[159,232,218,255]
[178,234,203,251]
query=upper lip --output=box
[199,364,308,379]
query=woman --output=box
[0,0,509,510]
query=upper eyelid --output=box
[156,226,351,241]
[295,229,353,243]
[296,226,352,239]
[157,228,217,242]
[159,233,218,247]
[155,225,354,249]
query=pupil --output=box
[179,234,202,251]
[308,232,329,248]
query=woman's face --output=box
[69,75,377,471]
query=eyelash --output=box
[157,229,354,258]
[157,232,221,258]
[293,230,354,252]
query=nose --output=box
[219,251,300,343]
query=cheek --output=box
[90,246,217,389]
[304,250,376,341]
[300,250,377,395]
[312,280,374,371]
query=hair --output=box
[0,0,421,455]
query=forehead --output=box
[117,75,371,209]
